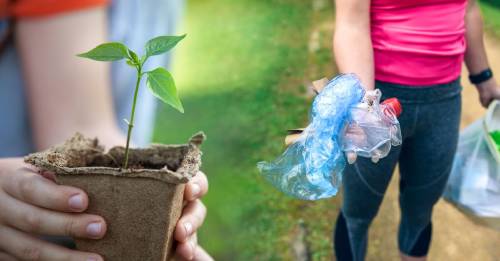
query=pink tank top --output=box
[371,0,467,86]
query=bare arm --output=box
[464,0,500,107]
[15,7,122,150]
[464,0,489,75]
[334,0,374,90]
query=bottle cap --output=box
[382,98,402,118]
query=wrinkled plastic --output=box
[342,89,402,163]
[257,74,365,200]
[444,120,500,230]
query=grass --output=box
[154,1,500,260]
[480,0,500,36]
[153,0,337,259]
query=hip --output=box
[376,79,462,139]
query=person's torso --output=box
[370,0,468,86]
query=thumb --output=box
[480,95,491,108]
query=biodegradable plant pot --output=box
[25,132,205,261]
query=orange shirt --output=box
[0,0,108,18]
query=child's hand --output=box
[0,158,105,261]
[174,171,213,261]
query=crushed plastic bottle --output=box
[257,74,403,200]
[257,74,365,200]
[342,89,402,164]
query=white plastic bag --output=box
[484,100,500,176]
[443,120,500,230]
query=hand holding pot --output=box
[0,158,105,261]
[174,171,214,261]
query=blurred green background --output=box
[153,0,500,260]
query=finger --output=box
[480,97,488,108]
[193,246,214,261]
[0,226,103,261]
[24,165,56,182]
[175,200,206,243]
[175,234,198,260]
[0,192,106,239]
[39,170,56,182]
[184,171,208,201]
[485,98,493,108]
[346,152,357,164]
[3,167,89,212]
[0,252,18,261]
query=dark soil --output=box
[25,132,205,184]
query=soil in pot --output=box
[25,132,205,261]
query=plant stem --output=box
[123,66,142,169]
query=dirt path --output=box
[366,35,500,261]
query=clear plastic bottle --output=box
[342,90,402,164]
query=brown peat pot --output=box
[25,133,205,261]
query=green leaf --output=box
[145,35,186,58]
[126,60,136,67]
[77,42,129,61]
[146,68,184,113]
[128,49,140,64]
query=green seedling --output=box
[491,130,500,152]
[78,35,186,169]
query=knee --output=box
[342,202,380,224]
[340,210,375,235]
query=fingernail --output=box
[190,183,201,197]
[86,222,102,237]
[68,194,84,210]
[184,222,193,236]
